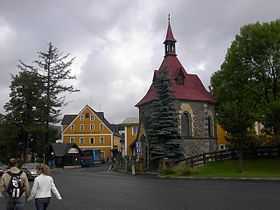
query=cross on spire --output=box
[168,13,171,24]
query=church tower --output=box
[135,17,217,166]
[164,15,176,56]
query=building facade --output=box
[62,105,120,160]
[135,19,217,163]
[121,117,139,157]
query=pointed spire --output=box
[164,14,176,56]
[164,14,176,43]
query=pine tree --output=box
[4,70,44,159]
[19,42,78,147]
[146,69,184,166]
[155,70,184,160]
[145,99,165,161]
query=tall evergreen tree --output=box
[19,42,78,147]
[146,69,184,166]
[4,69,44,160]
[145,99,165,161]
[0,115,19,161]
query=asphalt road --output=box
[1,165,280,210]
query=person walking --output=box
[28,164,62,210]
[0,158,30,210]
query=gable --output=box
[63,105,113,134]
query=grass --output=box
[161,159,280,178]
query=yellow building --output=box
[217,124,228,150]
[62,105,120,160]
[121,117,139,156]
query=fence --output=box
[183,145,280,167]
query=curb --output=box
[159,175,280,182]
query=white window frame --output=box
[69,137,75,144]
[132,126,138,136]
[80,124,84,131]
[80,137,84,145]
[90,124,94,130]
[100,136,104,144]
[80,115,84,121]
[90,115,94,121]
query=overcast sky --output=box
[0,0,279,124]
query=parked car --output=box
[21,163,40,180]
[80,149,104,167]
[0,161,7,177]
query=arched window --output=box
[181,112,192,137]
[208,116,214,137]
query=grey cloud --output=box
[0,0,279,124]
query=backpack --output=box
[6,171,24,199]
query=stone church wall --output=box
[139,100,217,157]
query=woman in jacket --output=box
[28,164,62,210]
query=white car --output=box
[22,163,40,180]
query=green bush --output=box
[161,168,175,175]
[173,161,193,176]
[160,161,194,176]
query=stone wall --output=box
[176,101,216,139]
[139,100,217,158]
[181,138,217,157]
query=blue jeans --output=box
[6,196,25,210]
[35,198,50,210]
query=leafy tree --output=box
[227,20,280,135]
[19,42,78,147]
[146,70,184,168]
[211,20,280,171]
[264,101,280,138]
[211,30,260,171]
[4,70,44,160]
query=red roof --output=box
[164,22,176,43]
[136,56,215,107]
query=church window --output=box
[181,112,192,137]
[208,116,214,137]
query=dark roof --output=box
[136,24,215,107]
[111,124,124,132]
[50,143,80,157]
[96,111,113,132]
[61,112,109,128]
[164,22,176,43]
[62,115,76,126]
[61,106,119,136]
